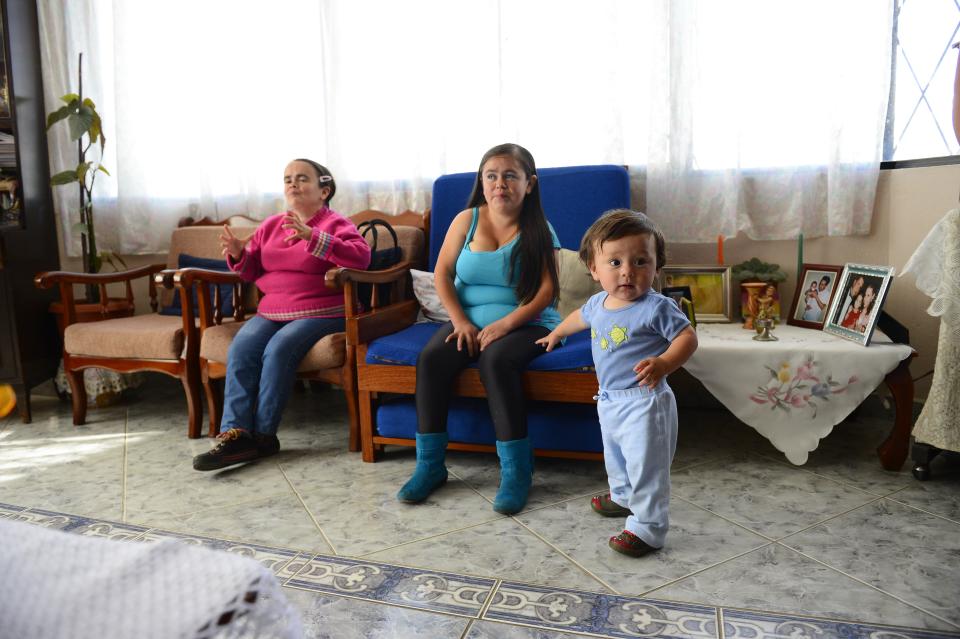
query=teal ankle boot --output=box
[493,438,533,515]
[397,432,449,503]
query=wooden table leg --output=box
[877,359,914,471]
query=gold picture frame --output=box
[657,265,733,323]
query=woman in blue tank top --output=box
[397,143,561,515]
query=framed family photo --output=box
[823,263,894,346]
[657,265,733,322]
[787,263,843,329]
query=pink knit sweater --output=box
[227,207,371,320]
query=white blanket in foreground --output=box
[0,518,302,639]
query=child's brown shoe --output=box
[590,493,631,517]
[608,530,657,557]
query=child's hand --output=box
[535,331,563,352]
[478,319,511,351]
[634,356,668,389]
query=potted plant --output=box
[731,258,788,329]
[46,53,123,285]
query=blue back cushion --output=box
[158,254,235,317]
[429,164,630,269]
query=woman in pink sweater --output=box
[193,159,371,471]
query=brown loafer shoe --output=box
[608,530,657,558]
[193,428,260,471]
[591,493,632,517]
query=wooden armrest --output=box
[154,268,178,290]
[173,267,243,287]
[34,263,166,288]
[351,299,420,345]
[325,260,414,289]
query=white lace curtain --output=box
[38,0,892,256]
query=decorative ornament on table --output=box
[731,258,788,329]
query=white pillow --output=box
[410,269,451,323]
[557,248,602,319]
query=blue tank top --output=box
[454,207,562,330]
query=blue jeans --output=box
[221,314,345,436]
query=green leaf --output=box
[68,106,95,141]
[46,104,74,130]
[60,93,80,104]
[50,170,80,186]
[97,165,111,176]
[71,221,89,235]
[89,111,102,146]
[77,162,91,184]
[82,97,98,110]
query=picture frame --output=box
[661,285,692,309]
[823,263,895,346]
[787,263,843,329]
[662,285,696,328]
[657,265,733,323]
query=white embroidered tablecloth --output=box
[683,323,914,465]
[0,518,303,639]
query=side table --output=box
[683,323,915,469]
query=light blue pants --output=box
[595,384,678,548]
[221,314,345,436]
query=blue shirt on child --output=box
[580,290,691,390]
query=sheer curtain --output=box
[38,0,891,256]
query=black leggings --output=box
[415,322,550,441]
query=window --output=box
[885,0,960,164]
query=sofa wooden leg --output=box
[877,359,914,471]
[64,366,87,426]
[359,390,378,463]
[202,375,222,438]
[181,372,202,439]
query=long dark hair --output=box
[294,158,337,203]
[465,143,559,306]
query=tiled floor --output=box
[1,377,959,638]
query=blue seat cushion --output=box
[376,396,602,453]
[159,254,235,317]
[365,322,594,371]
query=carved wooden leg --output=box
[181,365,203,439]
[877,359,914,471]
[911,442,941,481]
[202,377,223,438]
[12,383,31,423]
[64,366,87,425]
[359,390,378,463]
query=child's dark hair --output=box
[579,209,667,271]
[465,143,559,306]
[294,158,337,203]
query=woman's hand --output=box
[281,212,312,243]
[219,225,248,260]
[446,320,480,356]
[477,318,512,351]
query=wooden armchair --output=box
[172,210,428,449]
[34,217,257,438]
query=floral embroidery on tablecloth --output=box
[749,355,858,419]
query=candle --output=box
[717,235,724,265]
[797,233,804,278]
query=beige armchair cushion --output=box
[200,321,345,372]
[64,315,185,360]
[161,226,258,309]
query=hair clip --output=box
[318,175,334,183]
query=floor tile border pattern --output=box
[2,502,958,639]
